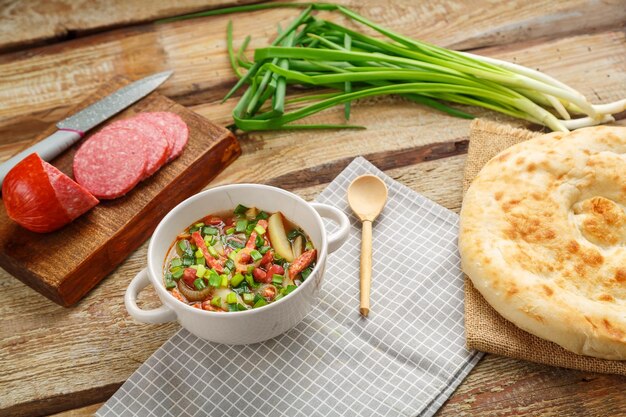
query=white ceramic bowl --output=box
[125,184,350,345]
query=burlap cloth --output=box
[463,119,626,375]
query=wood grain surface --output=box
[0,0,262,52]
[0,0,625,416]
[0,77,240,307]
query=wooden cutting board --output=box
[0,76,241,306]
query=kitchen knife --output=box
[0,70,173,187]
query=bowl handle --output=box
[125,268,177,324]
[311,203,350,254]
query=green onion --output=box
[208,270,221,287]
[255,234,264,247]
[243,293,255,304]
[195,248,203,258]
[256,211,269,220]
[169,265,181,273]
[301,266,313,280]
[228,250,239,261]
[162,2,625,132]
[203,226,218,235]
[170,258,182,268]
[164,273,176,289]
[253,298,268,308]
[220,275,229,288]
[231,273,245,287]
[229,239,245,249]
[225,259,235,271]
[272,274,283,284]
[283,285,298,295]
[211,297,222,308]
[189,226,199,233]
[178,240,189,251]
[182,257,193,267]
[254,225,266,235]
[195,265,206,278]
[236,219,248,233]
[229,303,247,312]
[343,33,352,120]
[226,227,235,235]
[194,278,208,290]
[234,204,249,215]
[226,292,238,304]
[245,274,256,288]
[287,229,301,240]
[259,245,271,255]
[247,265,255,274]
[172,269,184,279]
[208,246,219,258]
[305,241,314,250]
[250,250,263,261]
[274,294,284,302]
[245,223,256,235]
[195,257,205,267]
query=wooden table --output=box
[1,1,625,415]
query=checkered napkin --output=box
[98,157,482,417]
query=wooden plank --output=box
[0,0,263,53]
[0,77,240,306]
[1,0,625,148]
[437,355,626,417]
[0,7,625,417]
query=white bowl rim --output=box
[147,183,328,317]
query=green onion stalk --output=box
[160,3,626,132]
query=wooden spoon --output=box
[347,175,388,317]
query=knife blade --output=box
[0,70,173,187]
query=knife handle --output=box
[0,129,82,188]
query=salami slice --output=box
[2,153,72,233]
[106,116,169,179]
[42,162,99,220]
[136,112,188,161]
[73,127,148,199]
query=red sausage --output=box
[191,231,224,273]
[182,268,198,288]
[136,112,189,162]
[73,126,148,199]
[245,231,257,250]
[42,161,99,219]
[288,249,317,279]
[260,250,273,267]
[2,153,98,233]
[252,267,271,283]
[266,264,284,277]
[107,117,169,179]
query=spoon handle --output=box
[360,220,373,317]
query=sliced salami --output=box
[42,162,99,220]
[106,117,169,179]
[73,127,148,199]
[136,112,188,161]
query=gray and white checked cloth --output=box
[98,156,483,417]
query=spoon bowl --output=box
[348,175,388,222]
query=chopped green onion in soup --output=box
[162,205,317,312]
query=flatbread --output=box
[459,126,626,360]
